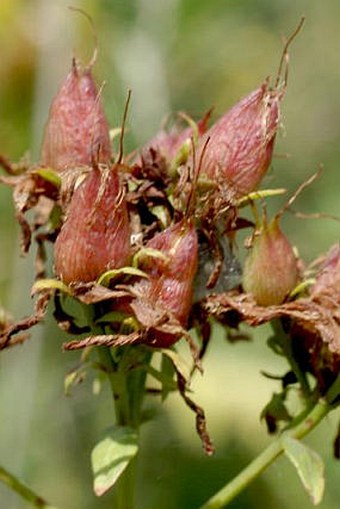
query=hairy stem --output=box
[0,465,57,508]
[198,397,331,509]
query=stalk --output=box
[0,465,57,508]
[198,393,335,509]
[96,344,152,509]
[271,319,312,397]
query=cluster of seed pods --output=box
[42,56,298,347]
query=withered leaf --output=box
[63,331,142,351]
[202,291,340,355]
[72,283,132,305]
[0,293,50,350]
[177,372,214,456]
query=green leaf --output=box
[282,436,325,505]
[97,267,148,286]
[95,311,130,324]
[146,365,177,397]
[261,391,291,433]
[64,370,83,396]
[34,167,61,187]
[236,188,286,207]
[91,426,139,497]
[161,348,191,382]
[64,361,100,396]
[133,247,169,268]
[48,204,63,231]
[149,205,170,229]
[289,278,315,299]
[31,278,72,296]
[160,353,177,400]
[60,295,94,327]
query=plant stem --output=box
[96,344,151,509]
[198,398,330,509]
[0,465,57,508]
[115,458,137,509]
[272,320,311,397]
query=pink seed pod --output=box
[146,219,198,324]
[198,81,280,198]
[133,219,198,346]
[243,217,298,306]
[137,113,210,166]
[54,165,130,284]
[41,60,112,170]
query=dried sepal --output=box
[0,169,61,254]
[176,371,214,456]
[201,286,340,358]
[0,293,50,350]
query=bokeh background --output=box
[0,1,339,508]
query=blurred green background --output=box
[0,0,339,508]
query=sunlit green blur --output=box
[0,1,339,508]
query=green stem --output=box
[126,348,152,428]
[96,344,152,509]
[272,320,311,397]
[0,465,57,508]
[115,458,137,509]
[198,398,330,509]
[96,345,130,424]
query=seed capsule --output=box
[198,81,280,198]
[137,113,210,167]
[132,220,198,346]
[243,217,298,306]
[54,165,130,284]
[146,220,198,324]
[41,60,111,170]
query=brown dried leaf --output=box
[202,291,340,355]
[177,372,214,456]
[72,283,132,305]
[0,293,50,350]
[63,331,142,350]
[1,170,60,254]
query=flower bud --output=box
[133,219,198,346]
[54,165,130,284]
[243,217,298,306]
[198,81,280,198]
[41,60,111,170]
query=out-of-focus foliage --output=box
[0,1,339,508]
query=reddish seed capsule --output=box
[243,217,298,306]
[54,165,130,284]
[41,60,112,170]
[198,81,280,198]
[133,220,198,346]
[145,219,198,324]
[137,113,209,166]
